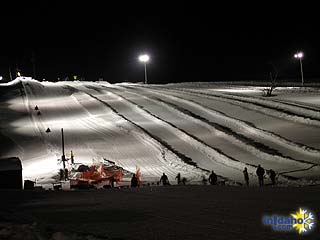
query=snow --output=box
[1,79,320,186]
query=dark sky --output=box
[0,2,319,83]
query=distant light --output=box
[294,52,304,59]
[0,76,3,81]
[139,54,150,63]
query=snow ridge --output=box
[142,86,320,159]
[74,87,208,180]
[174,87,320,127]
[104,89,259,174]
[120,86,318,170]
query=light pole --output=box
[294,51,304,86]
[138,54,150,84]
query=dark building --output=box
[0,157,23,189]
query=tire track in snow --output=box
[73,83,320,185]
[118,85,320,182]
[162,87,320,127]
[76,83,319,185]
[162,84,320,119]
[69,94,177,178]
[96,87,267,178]
[81,85,251,184]
[20,81,109,176]
[70,85,210,182]
[104,86,320,184]
[2,80,29,154]
[20,80,46,142]
[118,85,318,171]
[20,80,62,160]
[138,85,320,160]
[112,86,320,184]
[220,91,320,117]
[64,84,205,179]
[256,97,320,112]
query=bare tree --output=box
[262,63,278,97]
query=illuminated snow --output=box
[1,79,320,186]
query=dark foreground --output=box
[0,185,319,240]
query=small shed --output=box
[0,157,23,189]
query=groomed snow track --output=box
[1,79,320,186]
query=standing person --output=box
[268,169,276,185]
[110,176,115,188]
[136,167,141,186]
[131,174,138,187]
[256,165,265,187]
[175,173,181,185]
[181,177,187,185]
[243,167,249,186]
[70,150,74,164]
[208,170,217,185]
[160,173,169,186]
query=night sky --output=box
[0,2,319,83]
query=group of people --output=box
[161,171,218,186]
[131,172,184,187]
[159,173,187,186]
[161,166,276,187]
[243,165,276,187]
[174,173,187,185]
[130,165,277,188]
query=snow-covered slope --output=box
[1,79,320,186]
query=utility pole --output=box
[144,62,148,84]
[8,66,12,81]
[299,57,304,86]
[61,128,66,170]
[61,128,66,171]
[294,52,304,87]
[138,54,150,84]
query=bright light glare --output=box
[294,52,304,59]
[0,76,3,81]
[139,54,150,62]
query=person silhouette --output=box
[131,174,138,187]
[160,173,169,186]
[208,171,217,185]
[256,165,265,186]
[175,173,181,185]
[243,167,249,186]
[181,177,187,185]
[268,169,276,185]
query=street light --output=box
[294,51,304,86]
[138,54,150,84]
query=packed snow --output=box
[1,78,320,186]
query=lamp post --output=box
[138,54,150,84]
[294,51,304,86]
